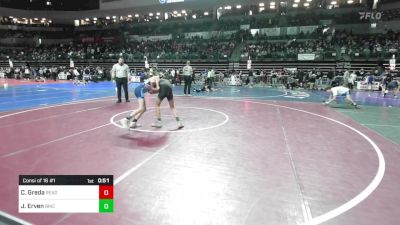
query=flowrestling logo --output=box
[359,12,382,20]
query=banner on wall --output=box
[299,26,318,34]
[260,28,281,36]
[240,24,250,30]
[336,62,351,69]
[320,20,333,25]
[129,34,172,41]
[250,29,260,36]
[101,37,117,43]
[286,27,298,35]
[184,32,212,39]
[298,54,315,61]
[221,30,237,37]
[0,25,62,31]
[159,0,184,4]
[81,36,117,43]
[81,37,94,43]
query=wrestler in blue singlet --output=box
[134,81,150,99]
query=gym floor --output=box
[0,80,399,225]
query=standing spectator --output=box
[176,68,181,85]
[348,71,357,90]
[308,71,316,90]
[23,66,31,80]
[287,75,296,90]
[183,61,193,96]
[367,73,375,90]
[343,70,350,88]
[39,67,44,78]
[316,70,323,90]
[359,68,365,77]
[73,68,80,80]
[45,67,50,79]
[32,68,37,79]
[271,69,278,88]
[51,66,57,81]
[207,68,215,88]
[139,69,145,83]
[248,69,254,88]
[83,67,91,83]
[327,69,335,86]
[260,69,266,84]
[175,68,181,85]
[111,58,130,103]
[170,69,176,85]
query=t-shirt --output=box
[111,63,130,78]
[73,69,79,76]
[183,65,193,76]
[388,80,398,88]
[207,70,215,78]
[385,75,393,83]
[349,73,357,83]
[327,71,334,79]
[331,86,349,96]
[309,74,316,82]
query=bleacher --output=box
[0,3,398,68]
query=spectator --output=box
[182,61,193,96]
[111,58,130,103]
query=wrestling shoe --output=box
[177,121,184,129]
[120,118,131,129]
[130,122,142,129]
[152,120,163,128]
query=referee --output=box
[183,61,193,96]
[111,58,130,103]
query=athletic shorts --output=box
[158,79,173,101]
[387,81,398,90]
[338,91,350,97]
[367,76,374,84]
[134,84,147,99]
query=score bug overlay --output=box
[19,175,114,213]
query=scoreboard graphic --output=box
[19,175,114,213]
